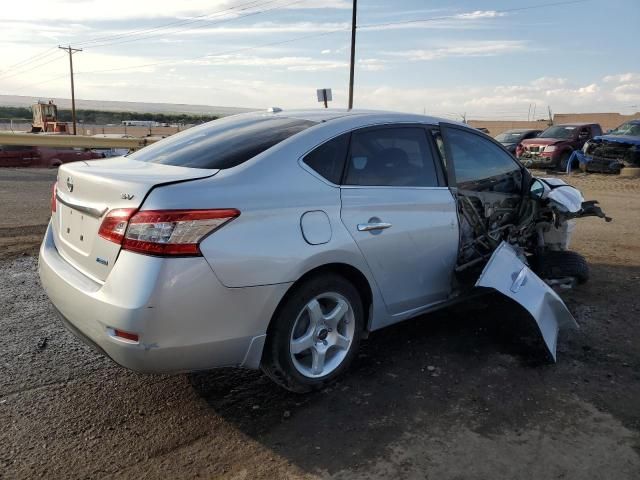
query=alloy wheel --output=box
[289,292,355,378]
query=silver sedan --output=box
[39,109,607,392]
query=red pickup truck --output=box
[517,123,603,171]
[0,145,103,168]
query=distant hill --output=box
[0,95,256,118]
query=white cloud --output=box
[357,58,386,72]
[172,21,349,36]
[530,77,568,89]
[603,73,640,84]
[383,41,529,61]
[5,70,640,117]
[190,54,348,72]
[577,83,599,95]
[351,74,640,118]
[454,10,507,20]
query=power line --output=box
[2,0,591,94]
[0,0,304,78]
[7,72,70,95]
[0,52,66,81]
[73,0,268,47]
[0,47,59,74]
[75,28,349,76]
[359,0,588,29]
[81,0,307,49]
[74,0,587,77]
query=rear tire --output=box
[261,274,364,393]
[534,250,589,284]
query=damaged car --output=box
[39,110,609,393]
[581,120,640,173]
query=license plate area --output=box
[59,204,100,255]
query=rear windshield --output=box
[495,131,525,143]
[128,116,316,169]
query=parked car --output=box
[91,134,135,158]
[475,127,491,134]
[582,120,640,173]
[39,110,609,392]
[517,123,603,170]
[495,129,542,154]
[0,145,103,168]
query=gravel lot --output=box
[1,168,639,479]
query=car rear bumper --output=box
[38,223,290,373]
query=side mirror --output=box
[530,179,546,199]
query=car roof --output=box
[242,108,463,127]
[554,123,599,127]
[503,128,541,133]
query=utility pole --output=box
[58,45,82,135]
[348,0,358,110]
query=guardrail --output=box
[0,132,160,150]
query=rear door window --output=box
[344,127,439,187]
[128,116,316,169]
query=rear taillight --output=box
[51,183,57,213]
[98,208,136,243]
[98,209,239,256]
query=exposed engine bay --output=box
[455,176,610,280]
[451,176,610,361]
[583,135,640,172]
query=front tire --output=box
[558,151,573,172]
[534,250,589,284]
[261,274,364,393]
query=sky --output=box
[0,0,639,119]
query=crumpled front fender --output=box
[475,242,578,361]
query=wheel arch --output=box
[266,262,374,337]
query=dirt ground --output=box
[0,168,639,479]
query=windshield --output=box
[496,131,525,143]
[538,125,578,139]
[128,115,316,169]
[608,122,640,137]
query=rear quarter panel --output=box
[141,138,375,289]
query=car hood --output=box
[521,138,566,146]
[592,135,640,146]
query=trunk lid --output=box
[52,157,217,282]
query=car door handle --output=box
[357,222,392,232]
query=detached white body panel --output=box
[475,242,578,361]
